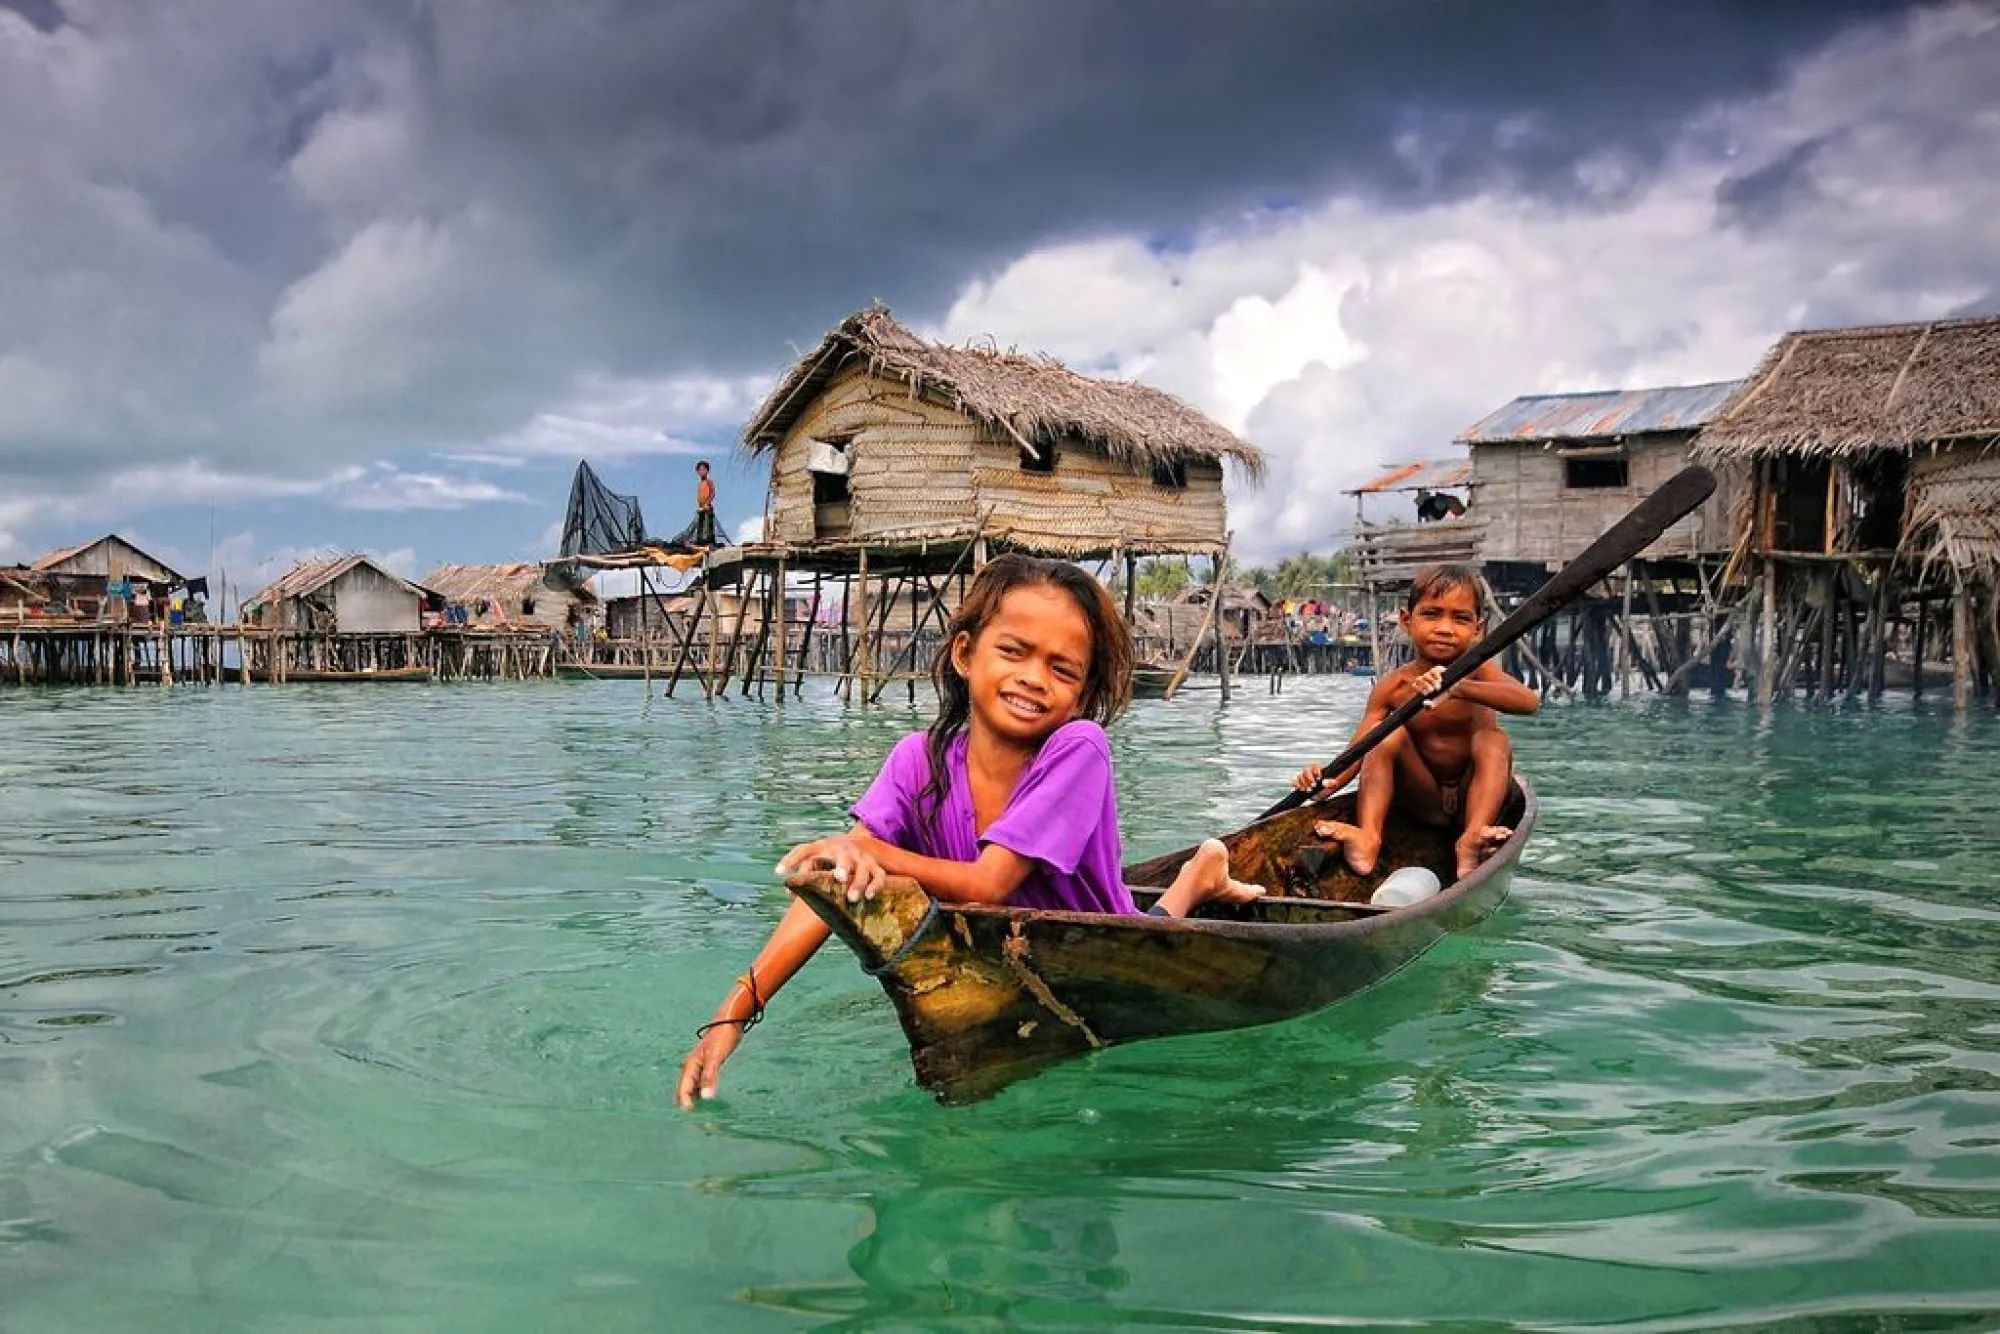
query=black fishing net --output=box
[559,460,650,558]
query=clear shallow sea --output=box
[1,678,1996,1331]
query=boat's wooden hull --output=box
[555,662,660,680]
[1128,662,1176,699]
[791,777,1535,1101]
[246,665,434,684]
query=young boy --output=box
[1294,565,1539,881]
[693,460,717,546]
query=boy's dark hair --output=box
[1405,564,1481,612]
[695,459,710,472]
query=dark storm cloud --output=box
[1716,136,1830,230]
[380,0,1915,365]
[0,0,61,33]
[0,0,1931,495]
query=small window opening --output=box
[811,435,853,504]
[522,596,537,616]
[813,469,850,505]
[1151,459,1188,489]
[1020,441,1057,474]
[1564,457,1628,489]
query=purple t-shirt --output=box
[850,721,1137,915]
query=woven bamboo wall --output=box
[765,368,1229,551]
[1907,443,2000,576]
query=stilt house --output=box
[24,534,187,622]
[741,307,1263,559]
[1697,315,2000,708]
[423,563,599,632]
[243,554,432,634]
[1456,381,1743,591]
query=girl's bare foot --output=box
[1313,819,1381,876]
[1454,825,1511,879]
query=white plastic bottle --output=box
[1369,865,1443,908]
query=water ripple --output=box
[0,681,1996,1328]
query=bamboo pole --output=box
[1166,535,1229,701]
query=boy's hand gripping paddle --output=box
[1257,465,1718,821]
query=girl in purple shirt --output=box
[678,554,1263,1106]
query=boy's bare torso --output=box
[1375,660,1497,785]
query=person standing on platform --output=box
[694,460,717,547]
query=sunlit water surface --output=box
[2,679,1997,1330]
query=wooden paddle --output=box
[1257,464,1717,821]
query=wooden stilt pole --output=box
[796,573,821,698]
[771,557,789,700]
[1913,591,1929,700]
[1618,562,1635,700]
[640,567,654,696]
[1756,559,1778,709]
[1952,580,1974,714]
[1215,540,1233,707]
[741,569,775,698]
[664,582,708,698]
[852,547,872,704]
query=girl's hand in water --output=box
[676,1020,744,1108]
[776,835,886,903]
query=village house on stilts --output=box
[622,305,1264,702]
[1696,315,2000,711]
[1350,382,1746,696]
[1,533,207,685]
[423,562,601,679]
[240,553,438,682]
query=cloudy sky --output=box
[2,0,1996,592]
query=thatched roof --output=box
[246,553,428,607]
[424,563,598,609]
[742,306,1264,477]
[1700,316,2000,458]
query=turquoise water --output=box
[2,679,1997,1330]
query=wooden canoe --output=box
[1128,661,1177,699]
[555,662,659,680]
[789,777,1536,1102]
[247,665,434,684]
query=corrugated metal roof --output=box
[1458,380,1744,444]
[1349,458,1474,494]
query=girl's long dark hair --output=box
[920,554,1135,819]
